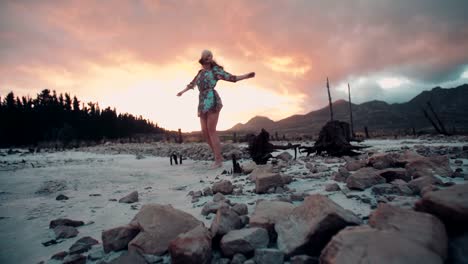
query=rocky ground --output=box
[0,136,467,264]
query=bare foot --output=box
[209,161,223,169]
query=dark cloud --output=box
[1,0,468,113]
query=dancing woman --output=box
[177,50,255,169]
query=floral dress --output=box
[186,65,237,117]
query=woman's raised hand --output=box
[177,91,183,97]
[247,72,255,78]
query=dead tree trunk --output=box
[422,109,443,134]
[327,77,334,121]
[348,83,354,137]
[427,102,449,135]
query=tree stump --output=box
[300,120,366,157]
[247,128,301,164]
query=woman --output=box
[177,49,255,169]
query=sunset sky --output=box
[1,0,468,132]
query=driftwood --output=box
[299,121,367,157]
[170,153,182,165]
[247,128,301,164]
[232,154,242,174]
[348,83,355,137]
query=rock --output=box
[275,194,362,256]
[220,227,269,257]
[203,187,213,196]
[406,155,453,178]
[369,203,447,259]
[128,204,202,255]
[169,225,212,264]
[254,248,284,264]
[210,206,242,238]
[291,255,319,264]
[102,225,140,253]
[346,167,386,191]
[56,194,69,200]
[50,251,68,260]
[119,191,139,203]
[54,225,79,239]
[325,183,340,192]
[368,152,400,169]
[240,216,250,228]
[213,192,226,202]
[49,218,84,229]
[415,183,468,233]
[87,247,105,261]
[344,160,365,171]
[107,250,148,264]
[212,180,234,195]
[255,172,283,194]
[281,174,293,184]
[63,254,86,264]
[408,175,443,195]
[249,164,274,181]
[201,201,229,216]
[319,226,443,264]
[377,168,411,182]
[276,151,293,162]
[231,253,247,264]
[290,255,318,264]
[232,203,248,216]
[371,183,400,195]
[250,200,295,239]
[69,236,99,254]
[390,179,414,195]
[242,161,257,174]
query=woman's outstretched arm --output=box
[213,66,255,82]
[177,70,201,96]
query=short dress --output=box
[186,65,237,117]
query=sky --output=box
[1,0,468,132]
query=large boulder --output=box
[102,225,140,253]
[408,175,443,195]
[415,183,468,233]
[405,155,453,178]
[250,200,295,239]
[127,204,202,255]
[368,152,401,169]
[255,172,284,194]
[212,180,234,195]
[320,226,443,264]
[377,168,411,182]
[346,167,386,190]
[210,206,242,238]
[369,203,447,259]
[220,227,269,257]
[249,164,274,181]
[275,194,362,256]
[169,225,212,264]
[201,201,229,216]
[344,160,365,171]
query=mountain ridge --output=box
[225,84,468,135]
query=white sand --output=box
[0,137,466,263]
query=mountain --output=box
[226,84,468,136]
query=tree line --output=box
[0,89,166,147]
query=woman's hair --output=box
[198,58,224,69]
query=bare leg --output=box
[207,110,224,168]
[200,114,214,152]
